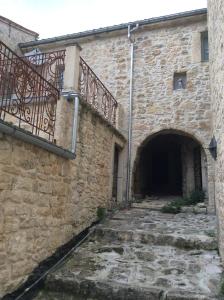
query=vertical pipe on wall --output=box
[71,95,80,154]
[61,91,80,156]
[126,24,139,205]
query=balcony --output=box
[0,41,118,145]
[0,41,59,142]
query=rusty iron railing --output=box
[79,57,118,125]
[0,41,59,142]
[23,50,65,91]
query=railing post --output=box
[55,44,81,149]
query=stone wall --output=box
[0,16,37,54]
[0,101,125,297]
[79,14,214,206]
[208,0,224,261]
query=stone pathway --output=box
[36,200,223,300]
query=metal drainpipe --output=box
[61,91,80,155]
[126,24,139,206]
[71,94,79,154]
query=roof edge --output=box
[19,8,207,49]
[0,15,39,37]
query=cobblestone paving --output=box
[36,201,223,300]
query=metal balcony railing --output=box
[79,57,118,126]
[22,53,118,126]
[0,41,59,142]
[23,50,66,91]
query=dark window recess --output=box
[112,145,120,201]
[173,72,187,90]
[201,31,209,61]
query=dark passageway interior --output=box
[134,132,203,198]
[139,135,182,196]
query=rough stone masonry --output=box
[0,103,125,297]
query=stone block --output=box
[0,172,13,190]
[4,216,20,233]
[13,176,34,192]
[38,180,53,194]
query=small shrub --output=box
[182,196,190,205]
[171,197,188,207]
[187,190,205,205]
[161,190,205,214]
[97,207,106,220]
[161,204,181,214]
[161,199,182,214]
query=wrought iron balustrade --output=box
[22,50,65,91]
[79,57,118,125]
[0,41,59,142]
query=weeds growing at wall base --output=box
[161,190,205,214]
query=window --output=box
[173,72,187,90]
[201,31,209,61]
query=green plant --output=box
[161,199,182,214]
[161,204,181,214]
[172,197,188,206]
[97,207,106,220]
[187,190,205,205]
[161,190,205,214]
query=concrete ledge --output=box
[0,119,75,159]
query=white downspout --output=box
[71,94,80,154]
[61,91,80,155]
[126,24,139,206]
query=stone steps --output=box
[36,279,214,300]
[94,209,218,250]
[34,209,222,300]
[131,199,208,214]
[131,199,171,211]
[93,227,218,250]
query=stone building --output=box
[0,15,38,52]
[20,8,214,208]
[1,4,224,297]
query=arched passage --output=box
[133,130,207,198]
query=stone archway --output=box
[133,129,208,199]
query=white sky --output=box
[0,0,207,39]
